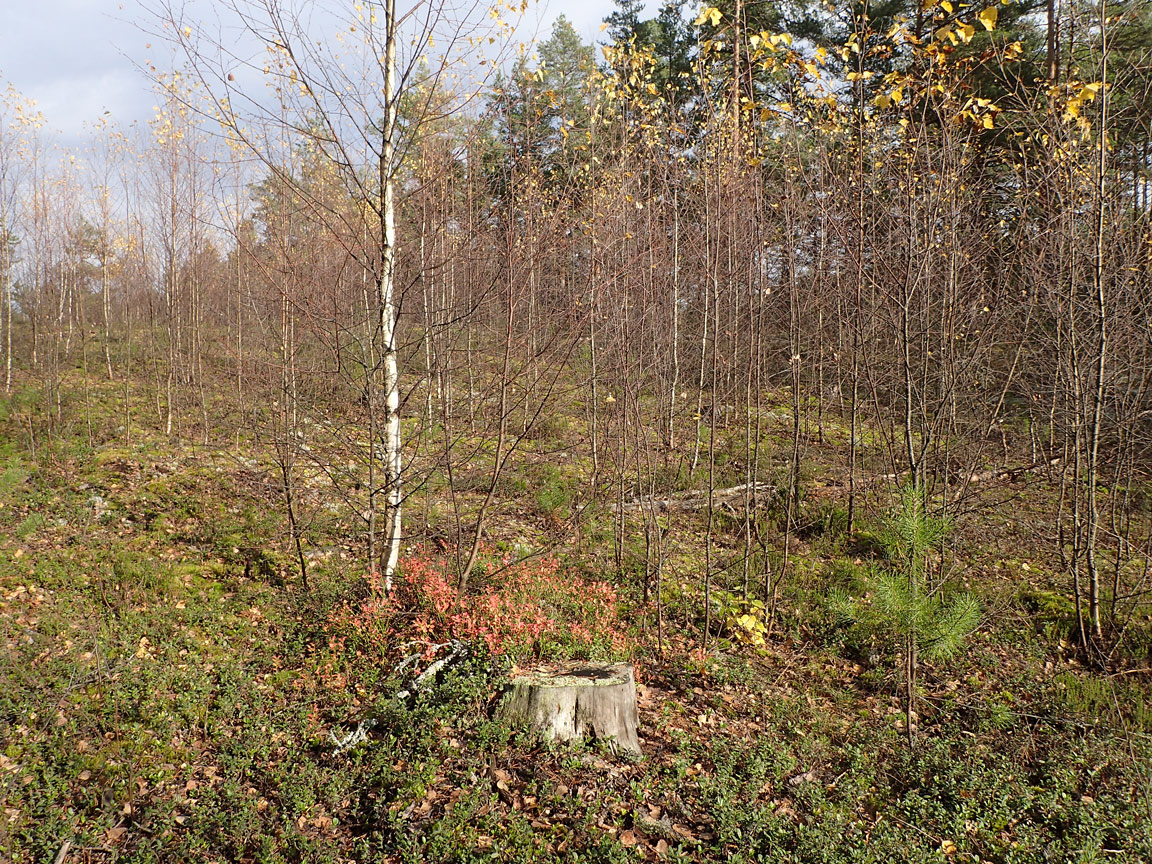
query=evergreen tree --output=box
[602,0,694,103]
[485,16,596,197]
[832,485,980,748]
[604,0,649,46]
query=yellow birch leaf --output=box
[691,6,718,25]
[941,1,954,12]
[957,22,975,42]
[983,113,994,129]
[978,6,998,30]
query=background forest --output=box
[3,0,1152,861]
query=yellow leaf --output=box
[941,0,954,12]
[957,22,975,42]
[815,45,828,63]
[874,93,891,109]
[983,113,994,129]
[891,86,904,104]
[694,7,723,26]
[978,6,998,30]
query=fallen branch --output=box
[965,458,1062,485]
[330,639,471,755]
[615,482,780,513]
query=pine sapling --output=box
[833,484,980,748]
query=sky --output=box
[0,0,652,142]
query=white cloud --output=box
[0,0,653,141]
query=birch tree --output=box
[154,0,513,585]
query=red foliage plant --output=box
[331,545,628,661]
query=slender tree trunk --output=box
[377,0,403,586]
[1086,8,1109,643]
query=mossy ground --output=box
[2,357,1150,863]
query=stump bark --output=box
[497,662,641,757]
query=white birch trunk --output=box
[379,0,402,586]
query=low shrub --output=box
[331,546,629,662]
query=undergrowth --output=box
[2,365,1151,863]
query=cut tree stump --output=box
[497,662,641,757]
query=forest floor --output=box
[2,364,1152,863]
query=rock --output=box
[496,662,641,757]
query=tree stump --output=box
[497,662,641,757]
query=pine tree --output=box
[486,16,596,194]
[832,485,980,748]
[604,0,649,45]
